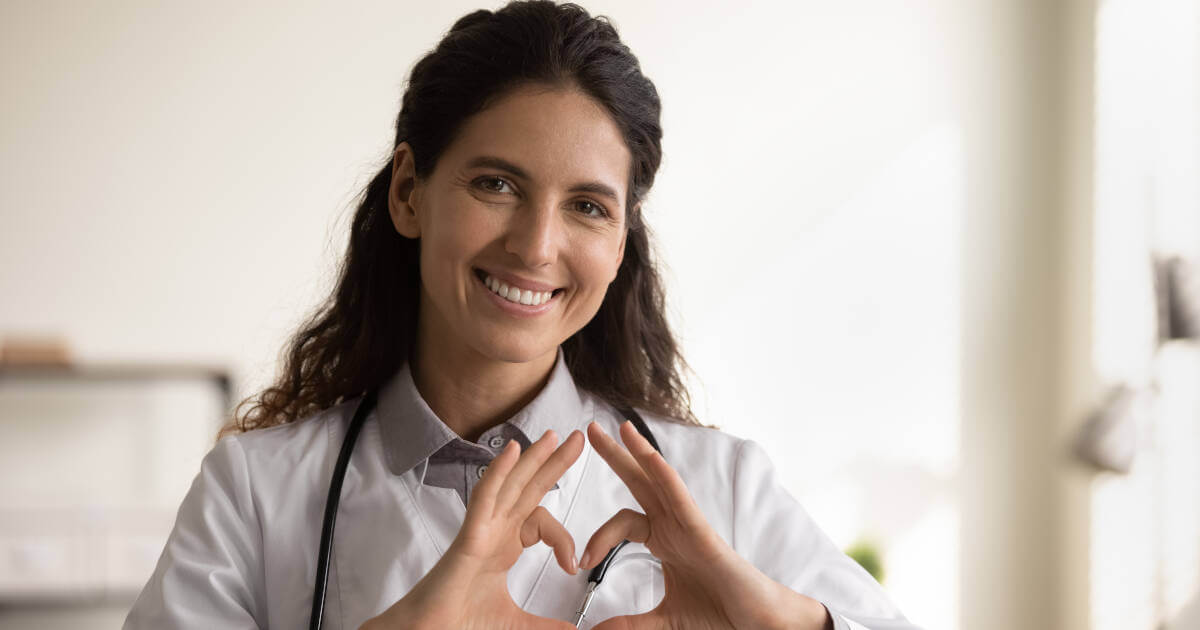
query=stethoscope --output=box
[308,389,662,630]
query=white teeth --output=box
[482,273,553,306]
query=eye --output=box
[574,200,609,218]
[474,176,514,194]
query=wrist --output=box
[763,586,833,630]
[361,599,413,630]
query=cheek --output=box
[574,237,624,292]
[421,208,494,275]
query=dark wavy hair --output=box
[223,0,698,435]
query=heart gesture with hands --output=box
[362,429,584,630]
[580,421,833,630]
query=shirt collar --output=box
[375,349,588,477]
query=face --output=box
[388,85,632,368]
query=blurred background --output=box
[1,0,1197,628]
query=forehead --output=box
[438,85,632,201]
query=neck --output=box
[410,331,557,444]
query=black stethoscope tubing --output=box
[308,389,660,630]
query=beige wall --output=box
[958,0,1098,628]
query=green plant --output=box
[845,539,886,584]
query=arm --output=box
[123,436,264,630]
[731,440,924,630]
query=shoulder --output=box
[637,410,745,459]
[213,398,360,487]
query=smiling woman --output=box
[123,2,921,630]
[219,3,692,444]
[390,86,634,397]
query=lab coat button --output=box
[488,436,505,449]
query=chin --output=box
[474,336,559,366]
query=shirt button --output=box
[476,464,488,479]
[488,436,506,449]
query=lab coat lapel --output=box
[330,421,459,628]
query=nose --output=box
[504,197,560,268]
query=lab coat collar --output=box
[375,348,588,477]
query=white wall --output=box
[1090,1,1200,628]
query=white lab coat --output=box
[125,381,921,630]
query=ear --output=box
[388,142,422,238]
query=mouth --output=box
[473,268,565,307]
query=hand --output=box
[363,429,584,630]
[581,421,832,630]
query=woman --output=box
[126,2,920,629]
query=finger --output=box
[615,421,676,512]
[467,439,521,515]
[579,508,649,570]
[520,506,578,575]
[495,430,558,510]
[512,430,584,516]
[618,421,699,518]
[587,422,663,515]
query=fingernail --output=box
[579,551,591,569]
[570,555,578,573]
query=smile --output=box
[475,269,563,307]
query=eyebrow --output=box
[464,155,623,205]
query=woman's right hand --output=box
[362,429,585,630]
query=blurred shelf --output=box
[0,363,231,410]
[0,363,231,602]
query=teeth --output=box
[483,273,553,306]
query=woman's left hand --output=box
[580,421,833,630]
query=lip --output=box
[474,269,561,317]
[475,267,562,294]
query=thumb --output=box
[591,613,655,630]
[521,505,579,575]
[579,508,649,570]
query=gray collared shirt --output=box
[375,350,587,506]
